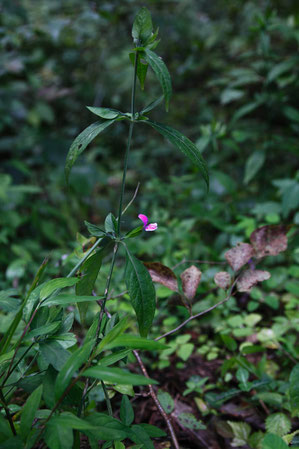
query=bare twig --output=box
[121,182,140,216]
[172,258,226,270]
[107,290,128,301]
[133,350,180,449]
[156,281,237,341]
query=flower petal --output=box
[138,214,148,227]
[145,223,158,232]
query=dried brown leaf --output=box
[214,271,231,289]
[250,225,288,258]
[237,269,271,292]
[180,265,202,300]
[143,262,178,291]
[224,242,254,271]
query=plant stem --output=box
[133,350,180,449]
[117,51,138,236]
[155,280,237,341]
[0,390,16,435]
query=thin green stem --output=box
[101,380,113,415]
[0,390,16,435]
[117,51,138,236]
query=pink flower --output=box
[138,214,158,232]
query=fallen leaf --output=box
[144,262,178,291]
[180,265,202,300]
[214,271,231,289]
[225,243,254,271]
[237,269,271,292]
[250,225,288,258]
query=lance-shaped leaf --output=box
[125,248,156,337]
[144,49,172,111]
[86,106,121,119]
[130,52,148,90]
[144,262,178,291]
[250,225,288,259]
[145,120,209,188]
[180,265,202,300]
[84,366,158,385]
[237,269,271,292]
[65,119,116,183]
[55,340,94,401]
[20,385,43,439]
[225,243,254,271]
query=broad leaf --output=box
[55,340,94,401]
[132,7,153,46]
[84,366,158,385]
[180,265,202,300]
[144,49,172,111]
[20,385,43,440]
[125,248,156,337]
[145,120,209,187]
[265,413,291,437]
[39,341,71,371]
[262,433,289,449]
[44,420,73,449]
[224,242,254,271]
[84,221,106,237]
[227,421,251,447]
[250,225,288,258]
[157,390,174,414]
[236,269,271,292]
[65,120,116,183]
[144,262,178,291]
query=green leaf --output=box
[120,395,134,426]
[44,420,73,449]
[50,412,97,430]
[265,413,291,437]
[140,96,163,114]
[104,335,168,351]
[105,212,117,234]
[130,52,148,90]
[130,425,155,449]
[26,321,61,339]
[0,413,13,441]
[41,294,104,307]
[65,120,116,183]
[221,335,237,351]
[125,226,143,239]
[132,7,153,46]
[86,106,121,119]
[97,316,131,353]
[139,424,166,437]
[99,349,131,367]
[20,385,43,440]
[157,390,174,414]
[75,250,104,323]
[39,341,70,371]
[289,364,299,416]
[244,151,266,184]
[177,413,206,430]
[84,366,158,385]
[40,277,79,301]
[145,120,209,188]
[267,58,296,83]
[227,421,251,447]
[55,340,94,401]
[84,221,106,237]
[144,49,172,111]
[262,433,289,449]
[124,248,156,337]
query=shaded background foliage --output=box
[1,0,299,285]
